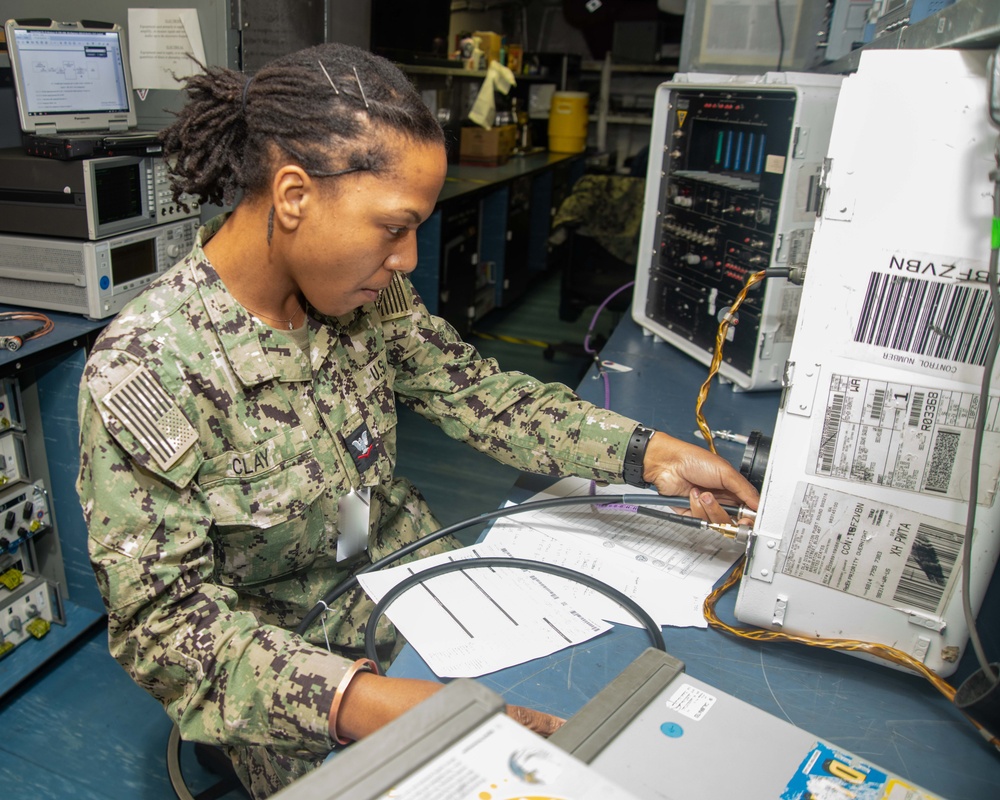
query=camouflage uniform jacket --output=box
[76,216,640,796]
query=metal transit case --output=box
[734,50,1000,677]
[274,651,944,800]
[631,70,842,390]
[550,649,945,800]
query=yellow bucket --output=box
[548,91,589,154]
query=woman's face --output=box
[289,136,448,318]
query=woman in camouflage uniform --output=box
[76,42,758,798]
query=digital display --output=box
[11,28,131,116]
[693,121,768,176]
[110,239,157,286]
[95,163,144,225]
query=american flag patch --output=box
[375,272,412,321]
[102,367,198,471]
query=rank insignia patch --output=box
[341,421,380,474]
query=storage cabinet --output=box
[0,312,106,697]
[413,153,584,334]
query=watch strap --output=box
[623,425,654,487]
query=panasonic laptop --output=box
[5,18,162,159]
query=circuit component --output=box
[0,572,63,656]
[632,72,842,390]
[0,377,22,433]
[0,567,23,590]
[0,481,51,556]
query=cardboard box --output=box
[474,31,503,67]
[507,44,523,74]
[460,125,517,166]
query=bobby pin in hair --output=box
[352,66,370,110]
[241,75,253,113]
[317,60,340,94]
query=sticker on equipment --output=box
[665,683,716,721]
[809,373,999,504]
[782,483,962,614]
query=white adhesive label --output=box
[809,373,999,504]
[665,683,716,721]
[782,483,962,614]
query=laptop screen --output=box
[6,20,137,134]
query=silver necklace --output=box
[242,299,305,330]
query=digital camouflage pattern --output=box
[77,216,639,798]
[551,174,646,264]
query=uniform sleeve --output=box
[77,351,350,756]
[381,277,638,482]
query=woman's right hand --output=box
[335,674,562,742]
[505,704,565,737]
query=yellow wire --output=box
[692,275,1000,748]
[694,270,767,454]
[703,558,1000,748]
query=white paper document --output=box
[485,477,745,628]
[359,477,744,677]
[358,543,612,678]
[128,8,206,91]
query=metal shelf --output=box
[590,114,654,125]
[398,64,547,80]
[819,0,1000,74]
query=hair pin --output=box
[352,66,370,110]
[317,60,339,94]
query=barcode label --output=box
[818,393,844,474]
[812,375,1000,504]
[784,485,966,613]
[892,522,961,612]
[908,392,925,427]
[870,388,886,420]
[855,273,994,365]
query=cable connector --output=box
[707,521,753,545]
[764,266,806,285]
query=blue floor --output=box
[0,270,618,799]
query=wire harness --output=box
[0,311,54,352]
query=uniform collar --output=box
[192,215,313,387]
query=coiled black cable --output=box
[363,556,665,664]
[295,492,725,637]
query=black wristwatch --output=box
[623,425,655,487]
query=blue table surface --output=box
[390,316,1000,800]
[0,305,106,374]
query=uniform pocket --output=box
[200,427,330,587]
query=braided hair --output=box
[160,43,444,208]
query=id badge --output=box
[337,487,370,562]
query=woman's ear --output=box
[271,165,312,233]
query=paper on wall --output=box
[128,8,206,91]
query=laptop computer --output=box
[5,18,163,159]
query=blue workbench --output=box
[0,307,107,697]
[390,315,1000,800]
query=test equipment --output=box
[734,50,999,678]
[0,480,61,661]
[0,149,199,240]
[272,650,943,800]
[631,70,842,390]
[0,218,198,319]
